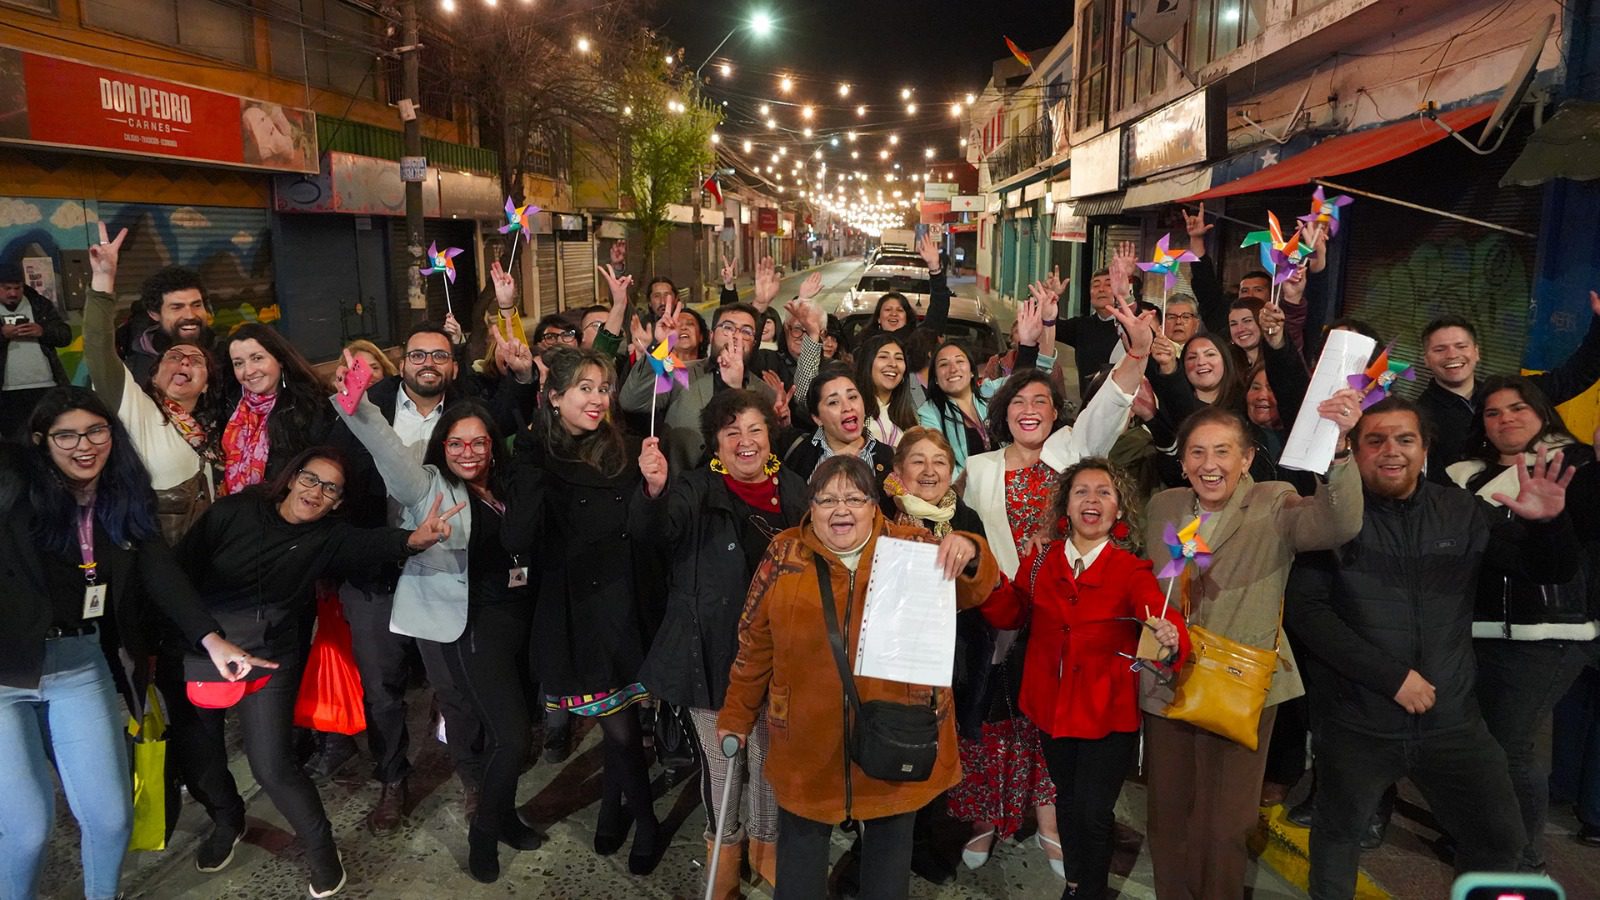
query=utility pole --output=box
[401,0,426,317]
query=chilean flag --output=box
[703,174,723,205]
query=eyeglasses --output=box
[811,494,872,510]
[538,329,578,345]
[47,425,112,450]
[785,323,808,337]
[1167,313,1198,322]
[405,349,453,365]
[295,469,344,500]
[445,437,492,456]
[162,349,207,366]
[717,322,757,339]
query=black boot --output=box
[306,845,346,898]
[467,824,500,884]
[594,792,630,856]
[627,811,662,875]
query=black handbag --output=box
[814,554,939,786]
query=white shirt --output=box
[1063,536,1111,576]
[392,388,443,449]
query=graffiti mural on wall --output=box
[0,196,275,381]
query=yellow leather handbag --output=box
[1163,620,1278,751]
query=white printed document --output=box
[1280,329,1376,474]
[853,537,956,686]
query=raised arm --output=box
[919,228,951,334]
[84,224,131,408]
[1529,291,1600,406]
[329,389,433,508]
[1182,204,1228,336]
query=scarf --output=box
[221,390,278,495]
[883,473,957,537]
[724,473,781,511]
[162,395,209,452]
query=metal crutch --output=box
[704,734,743,900]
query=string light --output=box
[856,105,866,117]
[906,103,917,114]
[779,76,794,92]
[950,103,962,117]
[924,147,934,159]
[900,88,912,100]
[838,84,851,97]
[801,105,814,120]
[743,140,753,152]
[888,134,899,145]
[802,127,813,137]
[719,63,732,77]
[766,118,777,129]
[965,93,976,104]
[879,149,889,159]
[758,103,770,115]
[575,36,591,53]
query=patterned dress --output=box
[946,461,1058,836]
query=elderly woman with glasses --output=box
[162,446,461,898]
[717,455,1001,900]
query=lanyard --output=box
[76,504,98,585]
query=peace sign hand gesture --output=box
[598,264,634,306]
[89,222,128,293]
[490,260,517,310]
[408,493,467,550]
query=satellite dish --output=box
[1479,13,1553,148]
[1129,0,1194,46]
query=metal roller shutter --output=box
[535,234,559,317]
[559,235,595,311]
[1338,126,1540,395]
[97,202,273,333]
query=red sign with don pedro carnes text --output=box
[0,46,318,174]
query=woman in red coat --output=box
[982,458,1189,900]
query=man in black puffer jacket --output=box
[1286,397,1580,900]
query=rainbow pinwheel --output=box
[1158,514,1213,580]
[420,242,464,284]
[497,197,538,241]
[1297,186,1353,239]
[646,334,689,394]
[1136,233,1199,292]
[1240,212,1313,284]
[1346,343,1416,409]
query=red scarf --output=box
[221,390,277,495]
[723,473,780,511]
[161,395,209,451]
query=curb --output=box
[1256,804,1391,899]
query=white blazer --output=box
[335,394,472,643]
[962,378,1134,579]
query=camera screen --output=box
[1462,888,1562,900]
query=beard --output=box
[404,369,449,398]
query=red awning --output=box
[1184,102,1495,202]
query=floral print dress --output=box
[947,461,1058,836]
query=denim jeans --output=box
[1552,659,1600,828]
[0,632,132,900]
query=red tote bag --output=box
[293,588,367,735]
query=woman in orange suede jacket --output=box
[983,458,1189,900]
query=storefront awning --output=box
[1183,102,1495,202]
[1124,166,1216,210]
[1500,100,1600,187]
[1072,194,1125,217]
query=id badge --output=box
[82,583,108,619]
[508,567,529,588]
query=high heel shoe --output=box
[1036,832,1066,878]
[961,828,997,870]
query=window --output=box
[270,0,378,98]
[1118,19,1183,110]
[82,0,253,66]
[1074,0,1110,131]
[1186,0,1265,70]
[3,0,55,14]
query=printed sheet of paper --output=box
[1280,328,1376,474]
[853,537,956,687]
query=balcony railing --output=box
[988,115,1052,183]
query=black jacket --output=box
[0,284,71,389]
[1287,478,1579,738]
[637,467,807,709]
[502,428,660,697]
[175,491,413,667]
[1452,449,1600,641]
[0,445,218,690]
[1420,314,1600,479]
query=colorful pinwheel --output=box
[1240,212,1313,285]
[1297,186,1353,239]
[647,334,689,395]
[1158,514,1213,580]
[1136,233,1199,293]
[1346,343,1417,409]
[420,241,464,284]
[497,196,537,240]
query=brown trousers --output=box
[1144,706,1277,900]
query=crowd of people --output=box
[0,208,1597,900]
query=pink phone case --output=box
[336,356,374,415]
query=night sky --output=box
[650,0,1073,154]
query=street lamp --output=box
[695,10,775,81]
